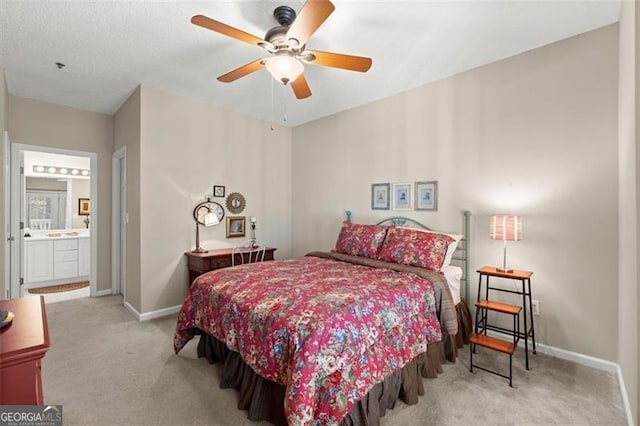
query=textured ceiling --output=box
[0,1,621,127]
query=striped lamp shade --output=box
[490,215,522,241]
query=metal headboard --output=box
[345,210,472,302]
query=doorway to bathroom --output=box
[8,143,97,302]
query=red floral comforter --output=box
[174,255,443,425]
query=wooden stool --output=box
[470,300,521,387]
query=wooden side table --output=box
[0,295,51,405]
[185,247,277,286]
[476,266,536,369]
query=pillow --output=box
[399,227,463,267]
[334,221,389,259]
[378,227,454,271]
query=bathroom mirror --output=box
[226,192,246,214]
[25,177,68,230]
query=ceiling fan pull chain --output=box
[270,77,275,131]
[282,83,288,123]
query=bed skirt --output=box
[194,299,473,426]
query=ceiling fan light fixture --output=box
[265,54,304,85]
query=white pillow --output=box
[399,227,463,267]
[441,265,463,305]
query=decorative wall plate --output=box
[226,192,246,214]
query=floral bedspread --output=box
[174,255,443,425]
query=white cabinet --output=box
[54,239,78,280]
[25,240,54,283]
[78,238,90,276]
[24,237,90,285]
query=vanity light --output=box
[32,165,90,177]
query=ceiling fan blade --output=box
[217,59,265,83]
[286,0,335,48]
[302,50,372,72]
[192,15,271,49]
[291,74,312,99]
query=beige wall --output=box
[0,69,6,298]
[7,96,113,292]
[137,85,292,313]
[113,87,141,312]
[293,25,619,361]
[618,1,640,422]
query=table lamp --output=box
[490,215,522,272]
[193,204,220,253]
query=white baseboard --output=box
[484,330,632,425]
[123,301,181,321]
[123,301,140,319]
[139,304,181,321]
[485,330,617,373]
[616,365,635,426]
[94,289,113,297]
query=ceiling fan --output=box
[191,0,372,100]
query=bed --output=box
[174,212,473,425]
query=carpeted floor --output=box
[41,295,627,425]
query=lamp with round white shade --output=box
[192,198,224,253]
[490,215,522,273]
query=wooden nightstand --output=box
[475,266,536,369]
[184,247,277,286]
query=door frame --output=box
[9,146,24,299]
[111,146,126,297]
[3,131,10,299]
[10,143,98,298]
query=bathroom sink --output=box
[45,231,79,237]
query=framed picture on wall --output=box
[78,198,90,216]
[392,183,411,210]
[371,183,390,210]
[226,216,246,238]
[415,181,438,211]
[213,185,225,198]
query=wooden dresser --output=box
[0,296,51,405]
[185,247,277,286]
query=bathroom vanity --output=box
[24,232,90,287]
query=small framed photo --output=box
[226,216,246,238]
[415,181,438,211]
[371,183,390,210]
[392,183,411,210]
[78,198,90,216]
[213,185,226,198]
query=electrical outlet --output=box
[532,299,540,316]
